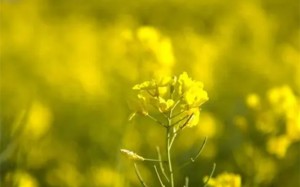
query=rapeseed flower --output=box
[132,72,208,127]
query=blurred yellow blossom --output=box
[286,110,300,141]
[46,163,82,187]
[204,172,241,187]
[156,38,175,66]
[267,86,297,115]
[246,93,261,109]
[197,113,218,137]
[24,101,52,140]
[90,166,121,186]
[137,27,160,49]
[13,171,39,187]
[136,26,175,77]
[245,85,300,160]
[267,135,291,158]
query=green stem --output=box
[156,146,170,182]
[167,128,174,187]
[154,165,166,187]
[203,163,216,187]
[146,114,166,127]
[165,97,180,187]
[134,162,148,187]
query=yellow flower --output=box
[135,91,149,115]
[204,172,241,187]
[131,72,208,127]
[156,97,175,112]
[267,86,297,114]
[184,83,209,108]
[246,93,260,109]
[132,76,172,91]
[132,80,155,90]
[267,135,291,158]
[186,108,200,127]
[178,72,195,95]
[177,72,209,108]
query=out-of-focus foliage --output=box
[0,0,299,186]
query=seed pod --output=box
[120,149,145,161]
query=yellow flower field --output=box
[1,0,299,186]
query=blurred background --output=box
[1,0,299,186]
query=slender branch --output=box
[134,163,148,187]
[178,114,194,131]
[203,163,216,187]
[155,84,159,97]
[191,137,207,162]
[156,146,169,182]
[146,114,166,127]
[166,96,181,187]
[169,97,182,118]
[171,110,185,119]
[167,128,174,187]
[169,133,177,149]
[184,177,189,187]
[179,137,208,168]
[169,114,194,150]
[162,112,169,119]
[144,158,167,162]
[171,115,189,127]
[154,165,166,187]
[147,90,156,97]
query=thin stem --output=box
[191,137,207,162]
[156,146,170,182]
[146,114,166,127]
[154,165,166,187]
[147,90,156,97]
[169,114,194,150]
[169,133,177,149]
[171,110,185,119]
[203,163,216,187]
[167,128,174,187]
[171,115,189,127]
[184,177,189,187]
[169,98,182,118]
[144,158,167,162]
[178,114,194,131]
[179,137,208,168]
[134,163,148,187]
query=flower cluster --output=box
[132,72,208,128]
[245,85,300,158]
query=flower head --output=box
[177,72,209,109]
[183,82,209,108]
[131,72,208,128]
